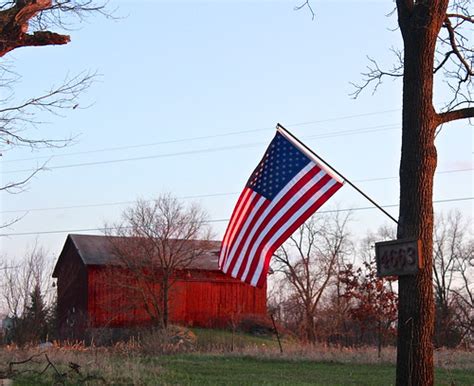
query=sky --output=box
[1,0,472,262]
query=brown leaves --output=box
[340,261,398,334]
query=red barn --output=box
[52,234,267,337]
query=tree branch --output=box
[437,107,474,124]
[443,17,474,78]
[1,162,46,193]
[433,50,454,74]
[446,13,474,23]
[0,0,70,57]
[350,54,403,99]
[294,0,315,20]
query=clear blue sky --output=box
[1,0,472,260]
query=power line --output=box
[355,167,473,183]
[4,142,263,174]
[0,192,237,214]
[1,196,472,237]
[3,108,401,164]
[3,124,398,164]
[4,124,402,174]
[1,168,471,214]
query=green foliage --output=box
[191,327,280,351]
[8,284,55,346]
[24,285,49,341]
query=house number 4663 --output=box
[375,239,422,277]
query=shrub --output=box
[140,325,197,355]
[237,314,275,336]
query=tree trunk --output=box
[377,320,382,359]
[162,278,169,328]
[395,3,448,384]
[305,307,316,344]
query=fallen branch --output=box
[5,352,107,384]
[45,353,65,379]
[8,351,46,374]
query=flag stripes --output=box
[218,188,251,268]
[223,194,268,272]
[250,178,342,287]
[242,168,335,286]
[219,161,343,287]
[222,162,316,274]
[238,166,327,280]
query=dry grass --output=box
[0,336,472,384]
[191,328,473,370]
[0,342,158,384]
[195,342,474,370]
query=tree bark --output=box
[305,309,316,344]
[377,320,382,359]
[395,1,449,385]
[0,1,70,57]
[162,277,169,328]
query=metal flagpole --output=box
[277,123,398,225]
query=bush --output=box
[237,315,275,336]
[140,325,197,355]
[86,327,137,346]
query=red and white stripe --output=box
[218,161,343,287]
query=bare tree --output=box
[0,1,111,205]
[1,71,96,191]
[104,194,212,328]
[433,209,473,347]
[454,236,474,346]
[272,211,352,343]
[298,0,473,383]
[0,243,54,318]
[359,225,397,265]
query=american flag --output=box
[218,125,344,287]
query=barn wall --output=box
[87,267,266,328]
[88,266,155,328]
[172,271,267,328]
[56,242,88,337]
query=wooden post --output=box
[270,313,283,354]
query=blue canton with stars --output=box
[246,132,311,200]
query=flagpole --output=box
[277,123,398,225]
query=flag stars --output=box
[246,132,310,199]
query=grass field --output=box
[4,353,473,385]
[1,329,473,385]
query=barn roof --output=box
[53,234,222,277]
